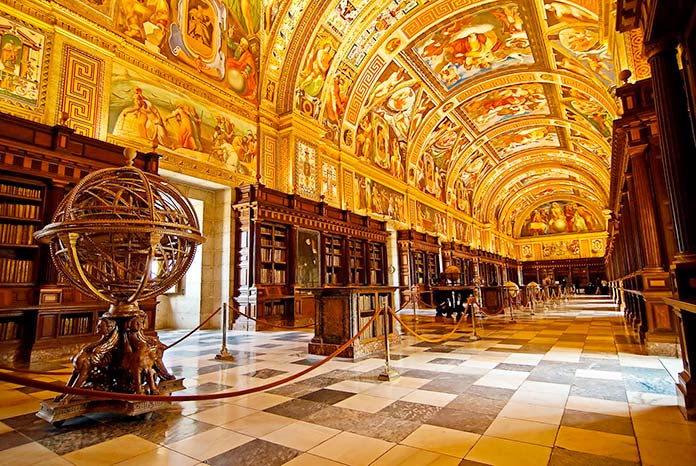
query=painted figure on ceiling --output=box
[115,0,170,49]
[225,35,257,101]
[299,41,335,98]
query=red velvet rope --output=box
[0,307,384,402]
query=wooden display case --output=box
[308,286,398,359]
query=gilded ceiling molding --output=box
[274,0,334,115]
[447,117,610,184]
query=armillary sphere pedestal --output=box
[36,304,184,426]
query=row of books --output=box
[0,203,41,219]
[0,184,42,200]
[260,248,286,262]
[60,315,92,336]
[263,301,287,317]
[260,268,286,283]
[0,258,33,283]
[0,320,21,341]
[358,315,386,341]
[0,223,36,244]
[259,238,287,248]
[325,255,341,266]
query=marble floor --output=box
[1,296,695,466]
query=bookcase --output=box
[0,112,160,364]
[397,229,441,307]
[233,184,393,339]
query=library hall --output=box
[1,0,696,465]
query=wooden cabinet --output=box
[233,184,393,336]
[0,112,160,364]
[308,286,397,359]
[441,241,475,285]
[397,229,441,306]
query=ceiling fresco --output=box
[265,0,617,241]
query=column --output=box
[646,39,696,260]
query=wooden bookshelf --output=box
[233,184,393,339]
[0,112,160,364]
[397,229,441,307]
[323,235,343,285]
[348,239,366,285]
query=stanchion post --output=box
[468,294,481,341]
[378,308,399,381]
[215,303,234,361]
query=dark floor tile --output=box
[561,409,634,436]
[528,361,578,384]
[299,388,355,405]
[0,431,31,451]
[465,385,515,402]
[206,438,301,466]
[425,407,496,434]
[177,382,234,396]
[36,418,133,455]
[256,343,282,348]
[548,447,640,466]
[621,367,676,395]
[264,398,326,420]
[419,374,478,395]
[425,346,457,353]
[571,378,627,402]
[446,393,508,416]
[307,405,420,442]
[578,358,621,371]
[494,363,534,372]
[428,357,466,365]
[3,412,98,442]
[296,375,343,388]
[378,400,441,422]
[244,368,288,379]
[109,409,216,445]
[500,339,532,345]
[399,369,442,380]
[266,382,318,398]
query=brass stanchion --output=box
[378,308,399,381]
[215,303,234,361]
[468,294,481,341]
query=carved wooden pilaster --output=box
[629,149,663,270]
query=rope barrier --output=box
[388,306,471,343]
[232,306,315,329]
[0,365,73,376]
[165,305,223,349]
[0,307,385,403]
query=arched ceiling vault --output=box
[265,0,618,241]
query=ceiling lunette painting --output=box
[263,0,617,243]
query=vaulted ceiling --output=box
[263,0,617,239]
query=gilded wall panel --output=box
[262,133,276,188]
[295,139,319,199]
[320,159,338,206]
[342,167,354,211]
[0,11,50,118]
[58,45,104,138]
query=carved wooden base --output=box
[676,372,696,421]
[36,378,185,426]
